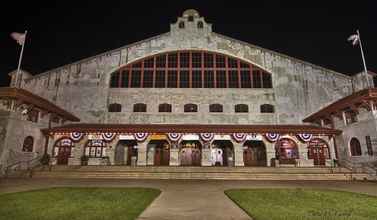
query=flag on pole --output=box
[347,33,359,46]
[10,32,26,45]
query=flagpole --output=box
[356,29,371,88]
[15,30,27,88]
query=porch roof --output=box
[0,87,80,122]
[42,123,341,135]
[303,88,377,123]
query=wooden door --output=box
[57,147,70,165]
[154,148,162,166]
[162,148,170,166]
[311,147,326,166]
[192,149,201,166]
[243,149,253,166]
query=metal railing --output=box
[1,155,43,178]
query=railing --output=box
[1,155,43,178]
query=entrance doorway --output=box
[54,138,74,165]
[243,140,267,166]
[211,140,234,166]
[308,138,330,166]
[275,138,299,165]
[148,140,170,166]
[115,140,137,165]
[180,140,202,166]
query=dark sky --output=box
[2,1,376,86]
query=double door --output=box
[57,146,71,165]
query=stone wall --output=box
[16,10,354,125]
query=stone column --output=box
[147,145,155,166]
[137,142,147,166]
[233,142,244,167]
[170,148,180,166]
[201,142,212,166]
[265,141,275,167]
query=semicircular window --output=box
[109,51,272,89]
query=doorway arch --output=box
[243,140,267,166]
[53,138,74,165]
[147,140,170,166]
[114,140,138,165]
[275,138,299,165]
[308,138,330,166]
[180,140,202,166]
[211,140,234,166]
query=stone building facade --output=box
[1,9,376,171]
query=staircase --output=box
[30,166,371,181]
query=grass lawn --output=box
[225,188,377,220]
[0,187,160,220]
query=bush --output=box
[40,154,51,165]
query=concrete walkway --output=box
[0,178,376,220]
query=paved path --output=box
[0,179,376,220]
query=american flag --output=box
[10,32,26,45]
[348,33,359,46]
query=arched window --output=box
[133,103,147,112]
[197,21,203,29]
[184,104,198,112]
[22,136,34,152]
[159,103,172,112]
[260,104,274,113]
[108,103,122,112]
[85,140,106,158]
[179,21,185,29]
[109,51,273,89]
[350,138,362,156]
[209,104,223,113]
[235,104,248,113]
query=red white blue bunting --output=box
[61,138,73,146]
[102,132,116,142]
[200,133,214,142]
[265,133,280,142]
[232,133,247,143]
[168,133,182,142]
[133,132,149,142]
[70,132,83,142]
[297,133,313,142]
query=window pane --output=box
[167,71,178,88]
[253,70,261,88]
[130,70,141,88]
[216,71,226,88]
[204,53,213,68]
[192,71,202,88]
[240,70,251,88]
[156,55,166,68]
[143,70,153,88]
[144,58,154,68]
[204,71,214,88]
[192,52,202,68]
[132,62,142,68]
[168,54,177,68]
[228,70,239,88]
[155,71,165,88]
[180,71,189,88]
[216,55,225,68]
[240,61,249,68]
[180,52,189,68]
[228,58,238,68]
[120,70,129,88]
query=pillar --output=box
[201,142,212,166]
[233,142,244,167]
[147,145,155,166]
[265,141,275,167]
[137,141,147,166]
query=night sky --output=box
[2,1,376,86]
